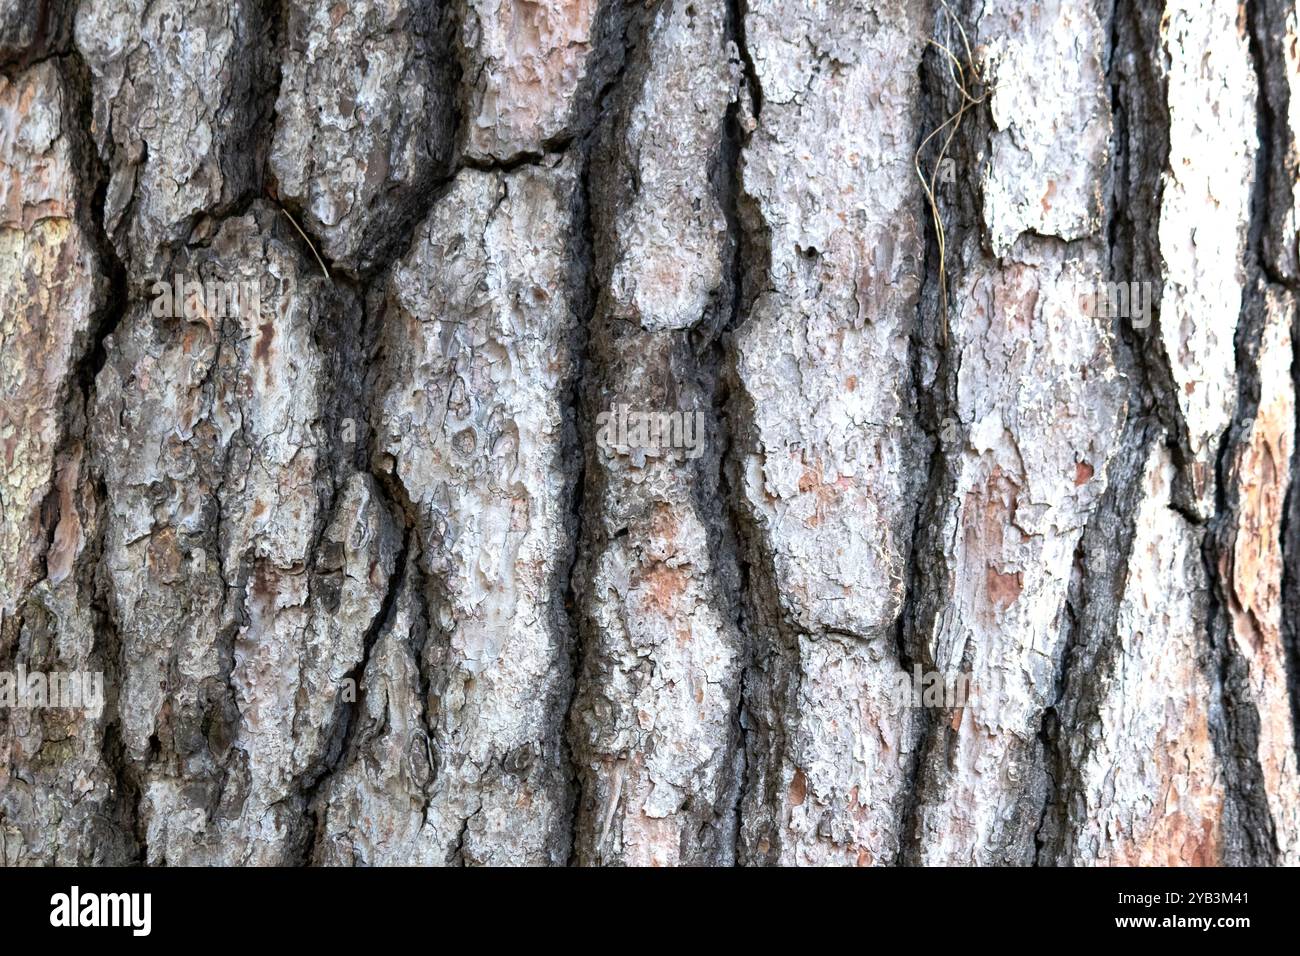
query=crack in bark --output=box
[897,0,961,865]
[554,0,657,866]
[718,0,758,863]
[1245,0,1300,794]
[62,45,143,864]
[1027,0,1158,867]
[1195,0,1298,864]
[300,521,411,865]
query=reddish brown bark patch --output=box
[985,565,1023,610]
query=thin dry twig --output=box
[279,206,333,282]
[914,0,992,347]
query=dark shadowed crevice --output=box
[59,47,142,864]
[1243,0,1300,790]
[715,0,808,867]
[729,0,762,121]
[895,0,953,866]
[272,0,469,862]
[897,0,995,866]
[691,0,771,864]
[1197,0,1300,865]
[298,519,411,865]
[556,167,594,866]
[1286,320,1300,774]
[556,0,654,866]
[461,147,571,174]
[0,0,73,75]
[717,0,755,863]
[1029,0,1165,867]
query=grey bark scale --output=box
[567,0,749,865]
[1037,0,1205,866]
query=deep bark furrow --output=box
[565,0,749,866]
[904,0,1127,866]
[1200,0,1300,864]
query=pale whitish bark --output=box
[569,0,743,866]
[354,160,580,865]
[73,0,270,278]
[1054,439,1224,865]
[907,0,1126,866]
[458,0,600,163]
[0,61,101,620]
[1,0,1299,867]
[731,0,931,867]
[268,0,456,276]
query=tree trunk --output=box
[1,0,1298,866]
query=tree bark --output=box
[1,0,1298,866]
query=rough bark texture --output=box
[2,0,1299,867]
